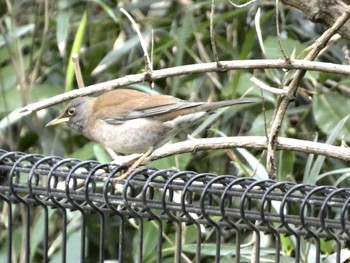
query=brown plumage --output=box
[46,89,256,154]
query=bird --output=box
[46,89,256,177]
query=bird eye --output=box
[67,108,76,116]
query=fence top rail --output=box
[1,149,350,240]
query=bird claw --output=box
[112,148,154,182]
[110,153,143,165]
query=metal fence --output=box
[0,149,349,263]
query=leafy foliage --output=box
[1,0,350,261]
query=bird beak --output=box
[45,117,70,127]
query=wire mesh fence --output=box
[0,149,350,262]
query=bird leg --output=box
[114,147,154,181]
[105,147,120,160]
[110,153,143,165]
[105,147,143,165]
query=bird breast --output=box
[86,118,173,154]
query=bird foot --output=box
[110,153,143,165]
[113,148,153,182]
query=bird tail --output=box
[198,97,257,112]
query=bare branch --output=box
[266,6,350,179]
[16,59,350,115]
[250,76,287,95]
[72,54,85,88]
[281,0,350,39]
[275,0,290,61]
[120,8,153,85]
[210,0,221,66]
[148,136,350,163]
[229,0,256,8]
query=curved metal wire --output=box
[1,150,350,262]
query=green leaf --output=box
[223,71,274,107]
[313,91,350,140]
[235,148,268,180]
[280,234,295,256]
[142,221,159,261]
[264,36,306,60]
[91,34,147,76]
[90,0,118,23]
[50,229,82,263]
[0,24,35,47]
[0,109,26,130]
[303,135,318,184]
[30,209,55,261]
[150,152,191,171]
[171,9,193,95]
[248,109,288,136]
[277,150,295,181]
[318,168,350,187]
[93,144,112,163]
[56,7,70,57]
[66,142,96,160]
[305,116,349,184]
[65,11,88,92]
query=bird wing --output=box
[93,89,205,125]
[103,101,204,124]
[125,101,204,119]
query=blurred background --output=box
[1,0,350,183]
[1,1,350,260]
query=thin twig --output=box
[29,0,49,88]
[255,8,266,56]
[120,8,154,85]
[210,0,221,66]
[275,0,290,61]
[72,54,85,88]
[193,33,223,89]
[229,0,256,8]
[266,7,350,179]
[150,29,154,89]
[250,76,287,95]
[2,0,28,106]
[258,85,268,150]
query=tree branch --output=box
[266,6,350,179]
[16,59,350,115]
[281,0,350,39]
[148,136,350,163]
